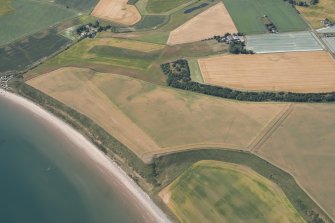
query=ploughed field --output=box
[257,103,335,219]
[198,51,335,93]
[27,67,287,161]
[160,161,305,223]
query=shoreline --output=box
[0,89,171,223]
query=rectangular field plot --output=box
[246,32,324,53]
[0,29,71,73]
[257,103,335,220]
[198,51,335,93]
[322,37,335,53]
[222,0,308,34]
[0,0,77,46]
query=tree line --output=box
[161,59,335,103]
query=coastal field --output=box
[167,3,237,45]
[37,37,163,71]
[223,0,308,34]
[161,161,305,223]
[198,51,335,93]
[297,0,335,28]
[257,103,335,219]
[91,0,141,25]
[0,0,78,46]
[0,29,71,73]
[27,67,288,161]
[246,32,323,53]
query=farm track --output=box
[249,104,294,152]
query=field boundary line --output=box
[143,143,247,161]
[248,104,294,152]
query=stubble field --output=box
[167,3,237,45]
[27,67,287,161]
[91,0,141,25]
[257,103,335,219]
[198,51,335,93]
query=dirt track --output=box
[167,3,237,45]
[91,0,141,26]
[198,51,335,93]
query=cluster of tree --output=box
[76,21,115,39]
[184,3,209,14]
[161,59,335,102]
[262,16,279,33]
[229,42,254,54]
[286,0,309,7]
[323,18,334,27]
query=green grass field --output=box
[223,0,308,34]
[54,0,97,12]
[0,29,71,73]
[164,161,305,223]
[0,0,78,46]
[146,0,192,13]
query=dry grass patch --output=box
[198,51,335,93]
[28,67,287,160]
[297,0,335,28]
[91,0,141,26]
[257,103,335,219]
[167,2,237,45]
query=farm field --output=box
[257,103,335,220]
[246,31,323,53]
[0,0,13,16]
[323,37,335,53]
[27,67,288,161]
[0,29,71,73]
[297,0,335,28]
[54,0,98,12]
[167,3,237,45]
[91,0,141,25]
[223,0,308,34]
[198,51,335,93]
[160,161,305,223]
[0,0,78,46]
[39,37,163,71]
[146,0,192,13]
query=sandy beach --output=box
[0,89,171,223]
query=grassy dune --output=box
[27,67,287,159]
[162,161,305,223]
[258,103,335,220]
